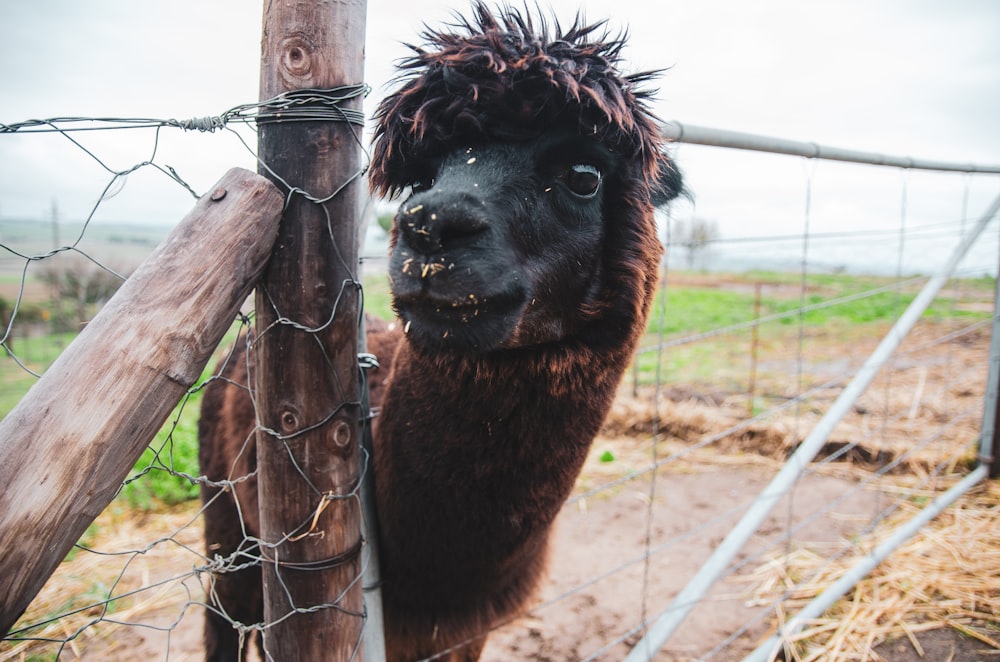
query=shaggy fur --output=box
[199,4,681,661]
[370,3,667,196]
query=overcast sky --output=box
[1,0,998,272]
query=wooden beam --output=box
[0,167,283,635]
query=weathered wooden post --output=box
[254,0,369,659]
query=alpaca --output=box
[198,4,682,661]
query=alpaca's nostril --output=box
[438,212,488,245]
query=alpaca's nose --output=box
[397,193,489,254]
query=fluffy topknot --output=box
[369,2,666,197]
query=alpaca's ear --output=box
[650,157,685,208]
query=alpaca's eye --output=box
[563,164,602,198]
[410,178,434,194]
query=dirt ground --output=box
[483,455,890,660]
[5,441,994,661]
[0,453,900,661]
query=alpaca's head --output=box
[370,2,682,355]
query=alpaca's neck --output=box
[375,337,628,518]
[372,325,640,634]
[401,337,626,431]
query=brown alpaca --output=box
[198,4,682,661]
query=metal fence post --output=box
[980,235,1000,478]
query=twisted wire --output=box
[0,85,370,135]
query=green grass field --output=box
[0,270,993,510]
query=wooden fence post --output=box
[0,168,283,635]
[254,0,368,659]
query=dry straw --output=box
[745,478,1000,660]
[0,505,204,661]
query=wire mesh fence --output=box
[0,79,374,658]
[0,107,252,658]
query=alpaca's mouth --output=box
[395,290,526,325]
[393,289,528,353]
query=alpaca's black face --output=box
[388,131,625,354]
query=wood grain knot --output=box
[279,34,315,81]
[280,408,300,434]
[331,420,352,448]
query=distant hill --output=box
[0,220,171,286]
